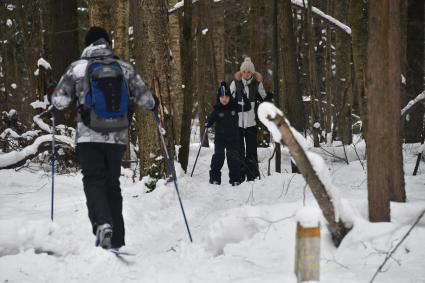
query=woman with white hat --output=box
[229,57,267,182]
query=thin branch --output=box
[369,209,425,283]
[401,90,425,117]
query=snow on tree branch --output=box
[0,135,74,169]
[292,0,351,35]
[401,90,425,117]
[169,0,352,35]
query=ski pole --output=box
[50,107,56,221]
[152,111,193,242]
[190,126,208,177]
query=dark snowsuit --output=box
[206,95,251,184]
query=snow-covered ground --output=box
[1,134,425,283]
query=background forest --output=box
[0,0,424,221]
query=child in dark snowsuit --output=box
[206,81,251,186]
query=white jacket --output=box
[230,72,267,128]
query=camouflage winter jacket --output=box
[52,39,155,145]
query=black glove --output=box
[152,95,160,112]
[46,81,57,104]
[205,121,212,128]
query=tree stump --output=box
[294,208,321,282]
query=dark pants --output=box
[77,142,126,248]
[239,126,259,181]
[210,137,241,184]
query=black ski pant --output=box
[239,126,259,181]
[77,142,126,248]
[210,137,241,184]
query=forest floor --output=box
[0,133,425,283]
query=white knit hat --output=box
[240,57,255,73]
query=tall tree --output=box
[333,0,352,145]
[50,0,79,81]
[113,0,129,61]
[178,0,194,172]
[50,0,79,126]
[280,0,305,132]
[348,0,368,139]
[305,1,321,147]
[167,0,184,145]
[88,0,114,33]
[404,0,424,142]
[367,0,405,222]
[134,0,175,185]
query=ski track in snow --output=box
[1,138,425,282]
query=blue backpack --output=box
[83,58,130,133]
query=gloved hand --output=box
[204,121,212,128]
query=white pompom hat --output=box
[240,57,255,73]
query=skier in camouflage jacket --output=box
[52,26,156,250]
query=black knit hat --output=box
[84,26,111,47]
[217,81,231,97]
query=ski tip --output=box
[109,249,135,256]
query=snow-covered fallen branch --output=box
[401,90,425,117]
[258,102,348,247]
[0,134,74,169]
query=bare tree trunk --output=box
[324,2,333,137]
[404,0,424,143]
[113,0,131,166]
[305,1,321,147]
[134,0,174,186]
[280,0,305,133]
[367,0,405,222]
[334,0,352,145]
[168,0,184,145]
[178,0,194,172]
[88,0,114,33]
[50,0,79,127]
[113,0,129,61]
[211,0,225,83]
[348,0,368,140]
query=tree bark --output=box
[134,0,174,184]
[305,1,321,147]
[334,0,352,145]
[178,0,194,172]
[167,0,184,145]
[88,0,114,33]
[404,0,424,143]
[280,0,305,133]
[367,0,405,222]
[348,0,368,140]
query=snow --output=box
[37,58,52,70]
[1,125,425,282]
[296,207,321,228]
[169,0,201,13]
[401,90,425,116]
[33,114,52,133]
[257,102,283,143]
[30,97,49,110]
